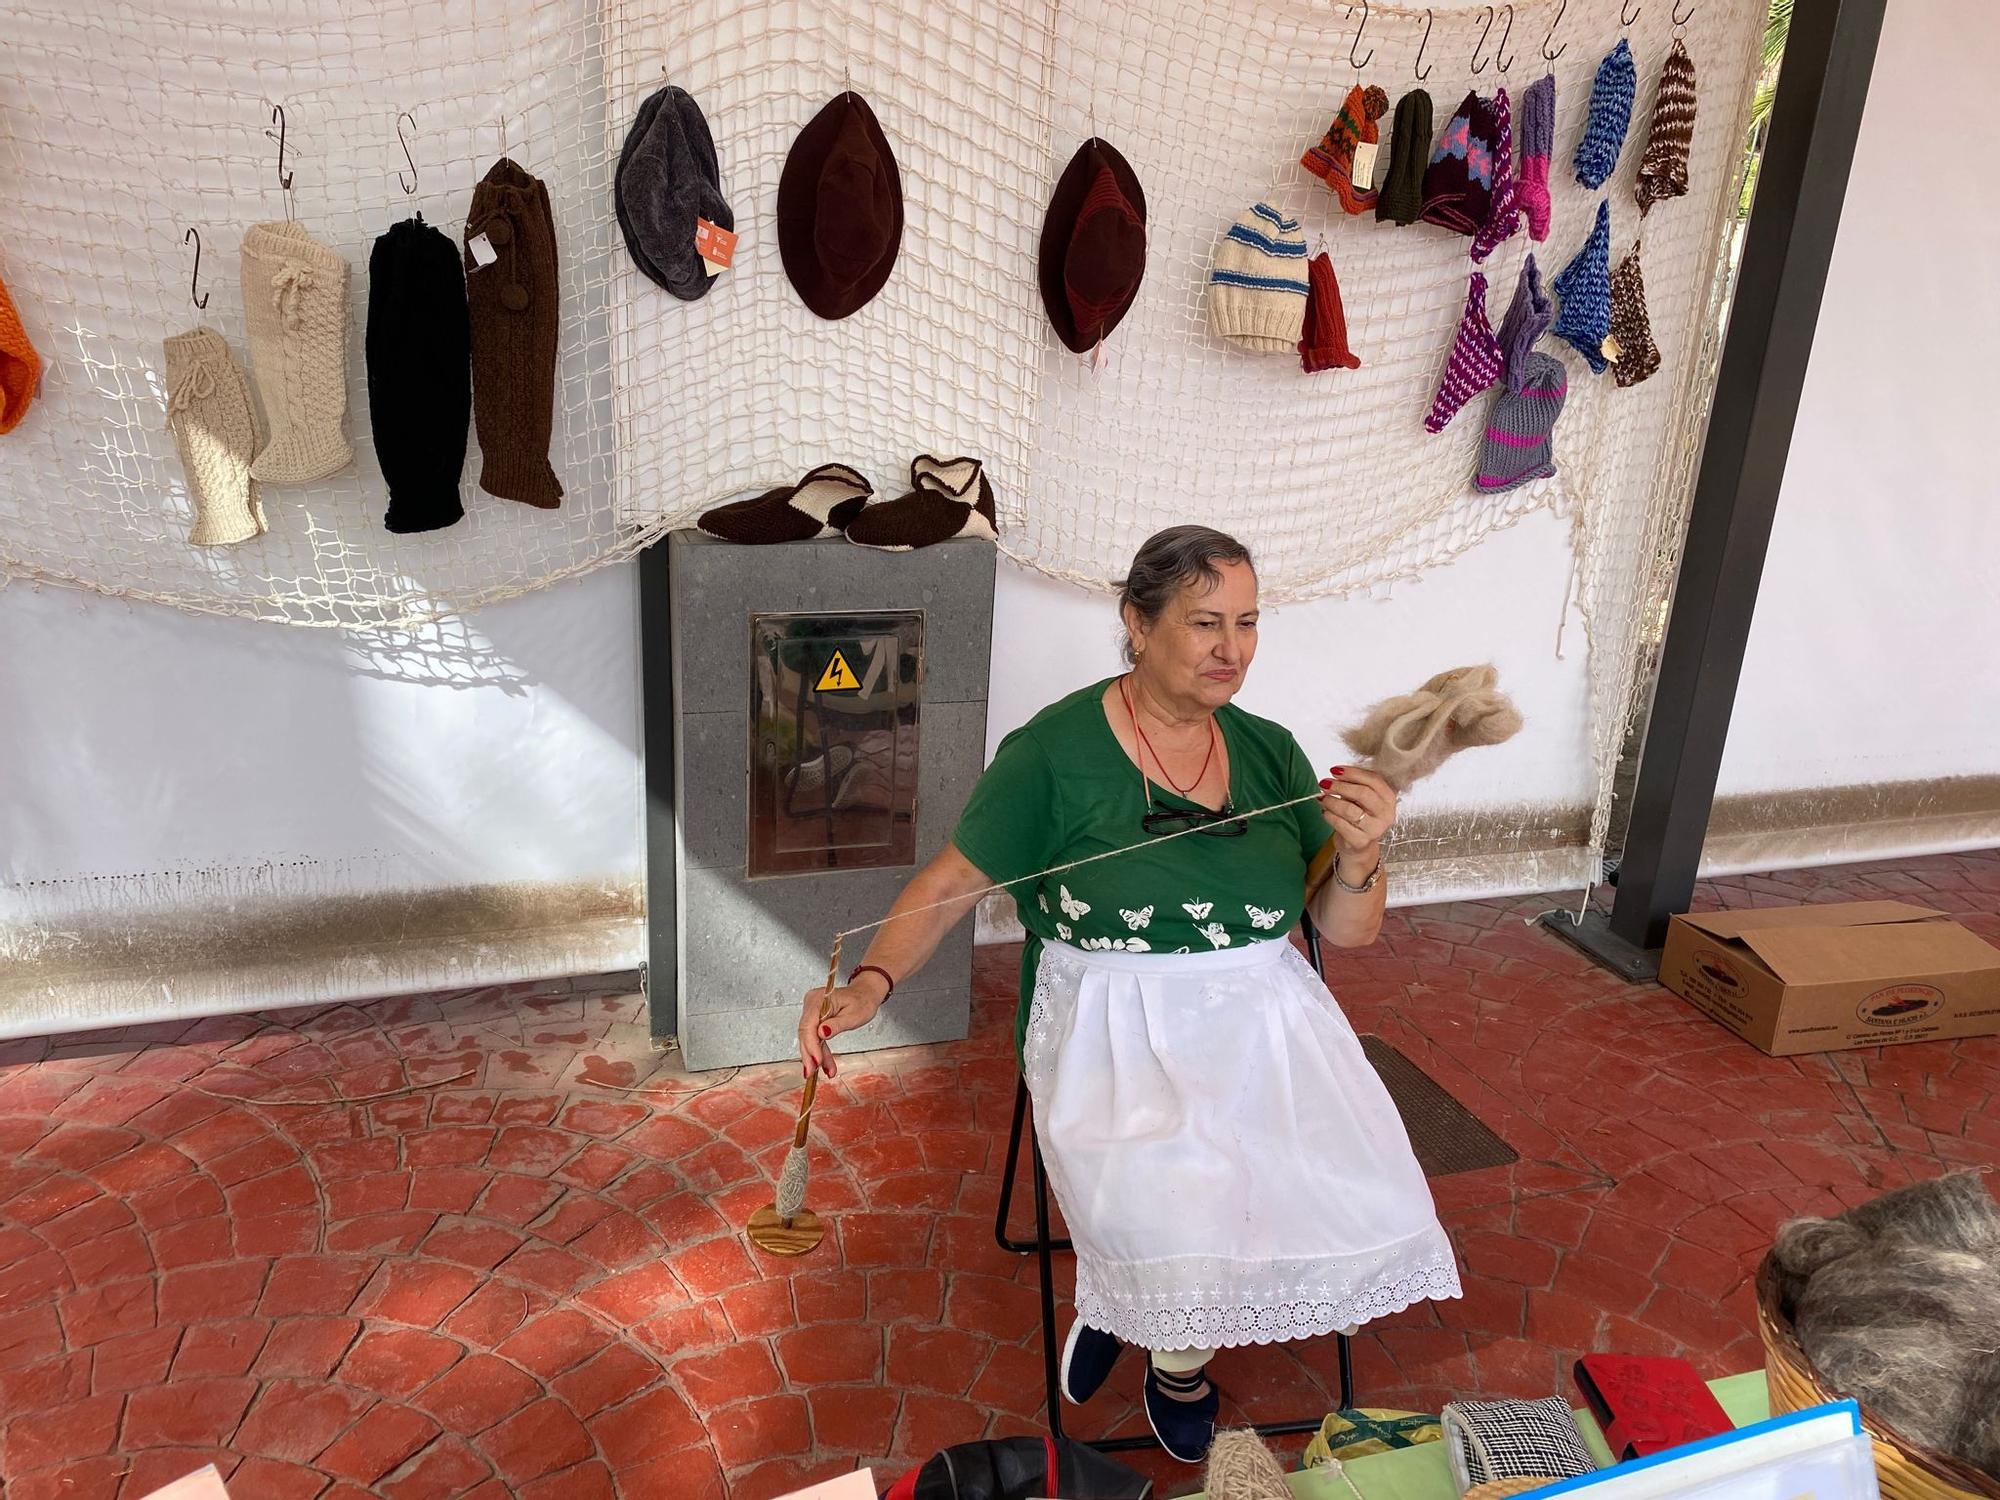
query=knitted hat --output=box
[1551,199,1613,374]
[616,85,732,300]
[163,328,265,546]
[1299,251,1360,372]
[1607,241,1662,388]
[1635,40,1698,215]
[1424,271,1504,433]
[368,216,470,534]
[1517,74,1557,242]
[778,92,903,321]
[1208,204,1310,352]
[1303,84,1389,215]
[464,158,563,507]
[0,271,41,435]
[845,454,998,551]
[1374,89,1433,226]
[1420,92,1501,237]
[1469,87,1518,264]
[1574,39,1636,190]
[241,220,351,485]
[1039,138,1147,353]
[1496,254,1552,391]
[1475,351,1566,492]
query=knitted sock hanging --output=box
[1635,39,1698,215]
[1606,240,1662,387]
[1496,254,1552,391]
[1299,250,1361,372]
[368,216,471,534]
[1424,270,1503,433]
[162,328,265,546]
[465,158,564,507]
[1375,89,1433,226]
[1551,199,1613,374]
[242,220,352,485]
[1517,74,1556,242]
[0,271,41,435]
[1573,39,1636,191]
[1470,87,1519,264]
[1303,84,1389,215]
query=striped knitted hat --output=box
[1635,39,1698,214]
[1475,351,1566,493]
[1551,199,1613,374]
[1574,39,1636,190]
[1303,84,1390,215]
[1607,241,1662,387]
[1209,203,1309,352]
[1375,89,1433,226]
[1421,92,1501,237]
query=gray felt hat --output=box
[616,85,732,301]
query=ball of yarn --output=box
[1202,1428,1292,1500]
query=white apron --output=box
[1024,936,1462,1350]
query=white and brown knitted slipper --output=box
[696,463,872,544]
[843,454,998,551]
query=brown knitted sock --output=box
[465,158,563,508]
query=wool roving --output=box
[1606,240,1661,388]
[0,270,41,435]
[1496,255,1552,392]
[1374,89,1433,226]
[368,216,470,533]
[162,328,265,546]
[1421,92,1501,236]
[1551,199,1613,373]
[1303,84,1390,215]
[1423,271,1503,433]
[1475,351,1564,493]
[1208,203,1310,352]
[1517,73,1557,241]
[1635,39,1698,214]
[1574,39,1636,190]
[1341,664,1525,792]
[1299,251,1361,372]
[464,158,563,508]
[1203,1429,1293,1500]
[1469,87,1519,263]
[242,220,351,484]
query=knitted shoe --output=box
[1607,242,1662,388]
[163,328,265,546]
[1374,88,1433,226]
[1517,74,1556,241]
[1551,199,1613,374]
[844,455,998,551]
[1303,84,1389,215]
[1145,1365,1221,1465]
[0,270,42,435]
[1574,39,1636,190]
[1060,1320,1124,1405]
[466,158,564,508]
[696,462,872,544]
[1424,271,1504,434]
[242,221,352,485]
[1469,87,1518,264]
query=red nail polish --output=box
[1332,766,1347,777]
[820,1026,831,1038]
[1319,779,1332,789]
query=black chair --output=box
[992,909,1355,1452]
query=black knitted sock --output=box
[367,215,471,533]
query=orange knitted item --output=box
[1303,85,1389,215]
[1300,252,1361,373]
[0,271,43,435]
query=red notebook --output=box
[1572,1355,1733,1460]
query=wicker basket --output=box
[1462,1480,1562,1498]
[1756,1255,2000,1500]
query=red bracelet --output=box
[850,964,896,1001]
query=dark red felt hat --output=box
[778,91,904,321]
[1038,138,1147,353]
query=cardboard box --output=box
[1660,900,2000,1056]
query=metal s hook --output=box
[1672,0,1695,24]
[1414,8,1435,79]
[265,104,294,190]
[395,110,418,195]
[1541,0,1567,59]
[1622,0,1642,26]
[185,227,208,311]
[1495,4,1516,71]
[1347,0,1374,69]
[1471,5,1497,72]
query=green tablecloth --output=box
[1190,1371,1771,1500]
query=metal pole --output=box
[638,538,679,1039]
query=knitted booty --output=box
[1303,84,1389,215]
[1374,89,1433,226]
[1607,241,1662,388]
[242,221,352,485]
[466,158,564,508]
[1469,87,1518,264]
[1636,39,1698,215]
[0,270,42,435]
[1574,39,1636,190]
[1551,199,1613,374]
[1496,254,1552,391]
[163,328,265,547]
[1475,350,1566,493]
[368,216,470,534]
[1299,251,1360,372]
[1424,271,1504,434]
[1517,74,1556,241]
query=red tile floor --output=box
[2,851,1998,1499]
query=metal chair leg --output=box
[995,1074,1070,1254]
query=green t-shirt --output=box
[951,678,1335,1054]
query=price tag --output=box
[1601,333,1623,364]
[1351,140,1381,188]
[695,218,737,277]
[467,233,498,268]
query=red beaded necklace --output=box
[1119,673,1217,797]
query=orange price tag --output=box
[694,218,737,275]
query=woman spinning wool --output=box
[798,527,1460,1462]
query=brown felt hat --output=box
[1039,138,1147,353]
[778,92,903,321]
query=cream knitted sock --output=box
[163,328,265,547]
[242,221,352,485]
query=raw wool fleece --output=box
[1203,1429,1293,1500]
[1341,664,1524,792]
[1772,1172,2000,1479]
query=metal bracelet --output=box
[1332,854,1384,895]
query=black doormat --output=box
[1360,1035,1519,1178]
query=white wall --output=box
[1714,0,2000,814]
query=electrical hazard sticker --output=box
[815,650,861,691]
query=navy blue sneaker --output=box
[1059,1319,1124,1404]
[1143,1363,1220,1464]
